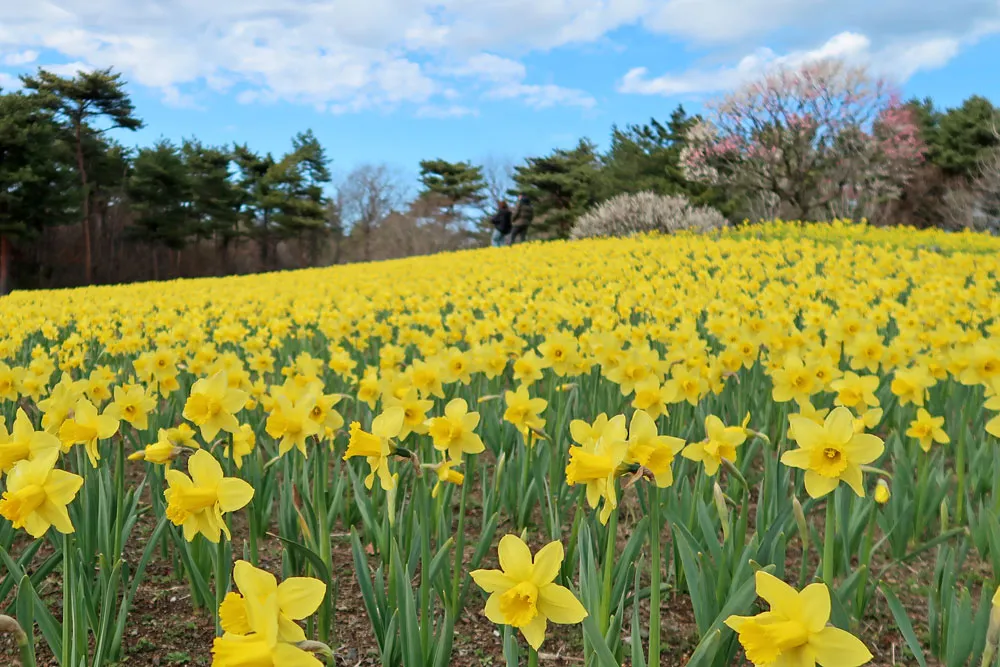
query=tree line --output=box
[0,64,997,292]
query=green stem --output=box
[649,486,662,667]
[18,630,35,667]
[823,494,837,588]
[528,646,539,667]
[61,533,71,667]
[855,505,878,623]
[215,537,227,635]
[114,437,126,558]
[956,424,967,525]
[451,455,471,613]
[600,508,618,635]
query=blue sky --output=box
[1,1,998,186]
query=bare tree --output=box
[479,155,515,210]
[682,59,924,222]
[943,124,1000,232]
[337,164,409,262]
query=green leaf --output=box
[880,584,928,667]
[15,575,36,667]
[581,613,621,667]
[350,528,386,645]
[684,628,722,667]
[275,534,333,584]
[0,547,61,658]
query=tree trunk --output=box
[152,246,159,281]
[0,235,11,295]
[217,235,230,275]
[74,119,93,285]
[174,248,182,278]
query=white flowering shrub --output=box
[570,191,727,240]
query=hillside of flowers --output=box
[1,220,999,667]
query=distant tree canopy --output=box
[0,62,997,290]
[909,95,1000,179]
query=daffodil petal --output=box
[798,583,831,633]
[754,571,802,619]
[809,626,873,667]
[471,569,515,593]
[531,542,564,585]
[537,583,587,624]
[519,614,547,650]
[497,534,533,580]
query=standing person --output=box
[509,194,534,244]
[491,200,512,247]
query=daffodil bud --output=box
[874,479,890,505]
[297,640,335,660]
[983,586,1000,667]
[792,497,810,553]
[0,615,26,645]
[713,482,731,542]
[940,498,950,533]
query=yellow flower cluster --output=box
[2,220,999,666]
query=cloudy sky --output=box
[1,1,998,178]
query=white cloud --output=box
[0,0,624,114]
[38,61,96,77]
[619,30,967,96]
[3,50,38,66]
[444,52,594,109]
[415,104,479,118]
[0,0,995,115]
[446,54,526,83]
[642,0,1000,45]
[490,82,597,109]
[0,72,19,89]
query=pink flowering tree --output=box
[681,59,924,222]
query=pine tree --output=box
[127,141,191,279]
[21,67,143,284]
[418,159,488,216]
[0,91,77,293]
[931,96,999,179]
[183,140,241,272]
[512,140,601,239]
[233,145,278,268]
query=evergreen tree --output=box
[21,67,143,284]
[267,131,331,256]
[127,140,191,279]
[233,144,278,268]
[183,140,242,272]
[418,159,488,218]
[930,96,999,179]
[0,91,78,293]
[512,140,601,239]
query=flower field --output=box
[2,220,1000,667]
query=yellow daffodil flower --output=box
[906,409,949,453]
[182,371,249,442]
[725,571,872,667]
[0,452,83,537]
[163,450,254,543]
[471,535,587,650]
[782,407,885,498]
[503,385,547,438]
[344,408,405,491]
[682,415,747,476]
[113,384,157,431]
[426,398,484,462]
[58,397,121,467]
[625,410,684,488]
[565,414,627,524]
[0,408,61,475]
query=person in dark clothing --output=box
[491,200,512,247]
[509,194,534,244]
